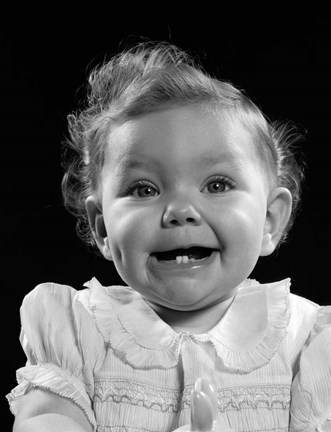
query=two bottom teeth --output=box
[153,247,214,263]
[176,256,196,264]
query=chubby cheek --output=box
[105,206,154,269]
[216,206,265,262]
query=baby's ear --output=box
[260,187,292,256]
[85,196,112,260]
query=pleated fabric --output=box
[6,278,331,432]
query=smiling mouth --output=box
[151,247,215,264]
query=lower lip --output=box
[148,250,219,271]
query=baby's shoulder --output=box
[20,281,105,361]
[20,281,91,332]
[21,281,80,317]
[288,291,331,323]
[24,281,77,303]
[287,291,331,348]
[287,292,320,333]
[288,291,319,316]
[290,297,331,431]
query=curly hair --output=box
[61,41,305,252]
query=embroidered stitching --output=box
[94,379,182,413]
[94,379,291,413]
[216,386,291,411]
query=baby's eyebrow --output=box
[116,156,161,171]
[198,152,241,167]
[114,151,241,173]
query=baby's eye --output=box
[127,181,159,198]
[203,176,235,194]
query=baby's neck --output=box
[148,295,235,334]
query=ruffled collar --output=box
[82,277,291,373]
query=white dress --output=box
[6,278,331,432]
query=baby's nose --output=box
[162,201,202,227]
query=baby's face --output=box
[98,106,270,311]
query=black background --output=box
[1,13,330,429]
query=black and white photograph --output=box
[1,14,330,431]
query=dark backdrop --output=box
[1,14,330,429]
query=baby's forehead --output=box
[103,106,264,172]
[111,104,254,140]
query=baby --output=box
[7,42,331,432]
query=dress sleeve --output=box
[290,306,331,432]
[6,283,103,431]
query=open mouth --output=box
[152,247,215,264]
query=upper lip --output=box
[150,244,218,255]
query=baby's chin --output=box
[145,293,237,334]
[145,292,234,314]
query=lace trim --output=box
[86,280,180,369]
[6,364,97,431]
[196,279,292,373]
[93,378,291,413]
[84,278,291,372]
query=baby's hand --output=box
[174,378,233,432]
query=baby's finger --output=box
[191,378,234,432]
[191,388,214,431]
[194,378,218,417]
